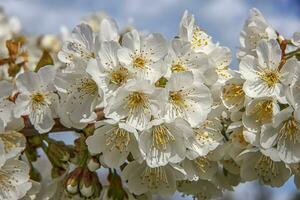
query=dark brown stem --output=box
[277,39,288,71]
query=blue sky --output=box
[1,0,300,199]
[1,0,300,67]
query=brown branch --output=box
[278,39,287,71]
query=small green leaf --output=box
[35,50,53,72]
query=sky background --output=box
[1,0,300,67]
[1,0,300,199]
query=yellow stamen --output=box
[152,125,175,150]
[141,167,168,189]
[105,128,130,152]
[109,67,129,86]
[133,56,146,69]
[126,92,149,114]
[257,69,280,87]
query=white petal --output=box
[16,72,41,94]
[256,39,281,69]
[144,33,167,62]
[0,81,13,98]
[117,48,133,66]
[122,29,140,52]
[239,55,259,81]
[260,124,278,149]
[99,18,119,42]
[292,32,300,47]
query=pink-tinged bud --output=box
[79,168,102,198]
[65,167,83,194]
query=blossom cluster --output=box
[0,7,300,200]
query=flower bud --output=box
[79,168,102,198]
[87,157,100,172]
[65,167,83,194]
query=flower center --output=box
[258,69,280,87]
[68,42,95,60]
[31,92,45,105]
[169,91,188,110]
[141,167,168,189]
[105,128,131,152]
[126,92,149,113]
[0,169,12,190]
[171,63,186,72]
[31,92,48,111]
[230,129,248,147]
[222,83,244,101]
[0,131,25,153]
[250,100,273,124]
[193,157,210,173]
[152,125,175,150]
[278,118,299,144]
[77,77,98,96]
[191,26,210,49]
[109,67,129,86]
[133,56,146,69]
[254,155,278,183]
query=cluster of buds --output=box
[65,167,102,198]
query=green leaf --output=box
[35,50,53,72]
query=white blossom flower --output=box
[139,118,193,167]
[121,161,186,197]
[0,131,26,161]
[185,119,224,159]
[117,29,167,82]
[221,74,245,112]
[86,119,141,168]
[14,66,58,133]
[86,41,133,97]
[223,122,251,162]
[181,157,218,181]
[238,8,277,58]
[227,122,249,150]
[240,39,297,100]
[0,158,32,200]
[242,97,279,132]
[261,107,300,163]
[0,131,31,200]
[164,38,211,81]
[208,45,233,84]
[55,69,103,129]
[104,79,166,131]
[58,23,98,68]
[164,71,212,127]
[239,148,290,187]
[179,10,216,54]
